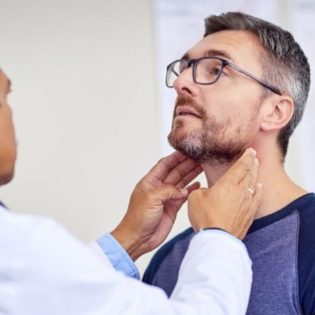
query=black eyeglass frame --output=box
[166,56,282,96]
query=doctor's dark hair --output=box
[204,12,310,158]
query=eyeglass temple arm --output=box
[228,62,282,95]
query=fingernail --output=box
[246,148,256,157]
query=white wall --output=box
[0,0,159,271]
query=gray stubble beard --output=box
[168,95,259,165]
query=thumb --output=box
[154,185,188,202]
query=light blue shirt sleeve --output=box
[96,233,140,279]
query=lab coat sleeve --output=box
[171,229,252,315]
[2,216,251,315]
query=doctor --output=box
[0,68,261,315]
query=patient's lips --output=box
[175,105,202,119]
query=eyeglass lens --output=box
[167,58,224,87]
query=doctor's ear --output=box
[260,95,294,132]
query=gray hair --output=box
[204,12,310,157]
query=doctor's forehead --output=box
[0,69,11,95]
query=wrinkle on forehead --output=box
[182,48,234,62]
[184,30,263,70]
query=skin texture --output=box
[168,30,306,220]
[168,31,266,164]
[112,148,261,261]
[112,152,202,261]
[0,69,16,185]
[188,149,262,239]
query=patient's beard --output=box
[168,96,255,164]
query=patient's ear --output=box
[260,95,294,132]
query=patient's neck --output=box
[201,154,307,220]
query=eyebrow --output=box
[206,49,234,61]
[181,49,234,62]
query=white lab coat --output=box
[0,206,252,315]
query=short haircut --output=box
[204,12,311,157]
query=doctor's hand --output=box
[111,151,202,261]
[188,148,262,240]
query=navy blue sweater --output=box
[143,193,315,315]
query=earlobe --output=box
[260,96,294,132]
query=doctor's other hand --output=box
[188,148,262,240]
[111,151,202,261]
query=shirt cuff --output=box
[96,233,140,279]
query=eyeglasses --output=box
[166,57,282,95]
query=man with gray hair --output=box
[143,11,314,314]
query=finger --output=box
[249,158,259,190]
[239,157,259,191]
[165,162,203,187]
[180,166,203,188]
[186,181,201,194]
[239,184,262,240]
[248,187,255,195]
[145,151,190,182]
[153,184,189,202]
[250,183,263,215]
[239,190,260,240]
[164,158,200,185]
[227,148,256,185]
[166,197,189,217]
